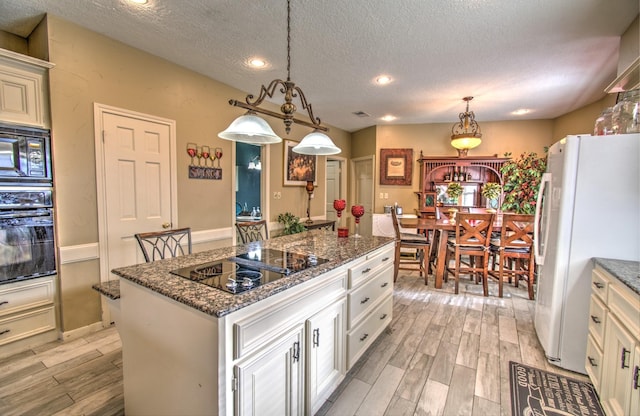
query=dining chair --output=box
[391,209,431,284]
[444,212,495,295]
[489,213,535,299]
[235,220,269,244]
[134,227,192,263]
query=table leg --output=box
[435,229,449,289]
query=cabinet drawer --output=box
[608,283,640,337]
[349,245,394,289]
[588,295,607,349]
[591,268,609,303]
[585,334,603,392]
[0,276,56,317]
[347,295,392,369]
[233,273,346,360]
[348,265,393,329]
[0,305,56,346]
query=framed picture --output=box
[380,148,413,186]
[284,139,317,186]
[421,191,438,212]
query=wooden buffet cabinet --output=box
[416,153,509,216]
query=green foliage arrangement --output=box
[446,182,463,200]
[500,151,547,214]
[481,182,502,200]
[277,212,306,235]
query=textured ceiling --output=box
[0,0,638,132]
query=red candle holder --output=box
[351,205,365,238]
[333,199,348,237]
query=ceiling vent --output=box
[352,111,370,118]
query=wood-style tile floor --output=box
[0,272,589,416]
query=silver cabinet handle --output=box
[359,333,369,342]
[361,268,371,274]
[0,301,8,306]
[587,356,597,367]
[360,297,370,304]
[0,329,10,336]
[593,282,604,289]
[380,313,388,320]
[381,282,389,288]
[293,341,300,362]
[590,315,601,324]
[313,328,320,347]
[382,257,390,262]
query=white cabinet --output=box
[587,265,640,416]
[234,325,304,416]
[306,299,345,415]
[0,48,54,127]
[0,275,57,350]
[346,245,394,368]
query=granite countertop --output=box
[593,258,640,295]
[110,230,394,318]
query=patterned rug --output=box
[509,361,605,416]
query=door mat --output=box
[509,361,604,416]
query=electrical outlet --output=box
[379,192,384,199]
[273,191,282,199]
[384,193,389,199]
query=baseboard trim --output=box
[62,321,106,341]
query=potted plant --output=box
[500,151,547,214]
[446,182,463,201]
[481,182,502,211]
[277,212,306,235]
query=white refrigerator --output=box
[533,133,639,374]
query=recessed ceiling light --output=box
[128,0,148,4]
[381,115,396,122]
[247,58,267,68]
[512,108,531,115]
[375,75,392,85]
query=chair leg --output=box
[527,259,535,300]
[393,242,401,282]
[498,255,505,298]
[454,252,460,294]
[482,252,489,297]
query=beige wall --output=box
[369,120,554,213]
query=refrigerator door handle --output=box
[534,172,551,265]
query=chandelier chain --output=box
[286,0,291,82]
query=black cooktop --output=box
[170,249,329,295]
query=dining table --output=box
[400,209,503,289]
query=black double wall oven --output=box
[0,123,55,284]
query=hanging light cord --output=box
[286,0,291,82]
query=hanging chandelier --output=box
[450,96,483,157]
[219,0,341,155]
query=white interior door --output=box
[351,156,374,237]
[95,104,177,281]
[325,159,344,222]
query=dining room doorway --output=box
[351,156,374,236]
[235,142,263,217]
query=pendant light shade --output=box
[293,130,341,155]
[218,113,282,144]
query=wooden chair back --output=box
[134,227,192,263]
[498,213,534,250]
[454,213,495,247]
[235,220,269,244]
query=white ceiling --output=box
[0,0,637,132]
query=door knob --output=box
[162,222,171,229]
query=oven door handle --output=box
[0,210,52,219]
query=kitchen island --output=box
[111,230,395,415]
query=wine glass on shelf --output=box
[195,146,203,166]
[351,205,365,238]
[201,146,210,167]
[186,143,197,165]
[214,147,223,168]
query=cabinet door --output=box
[602,314,637,416]
[235,325,304,416]
[306,298,345,415]
[631,344,640,416]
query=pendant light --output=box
[219,0,341,155]
[450,96,483,157]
